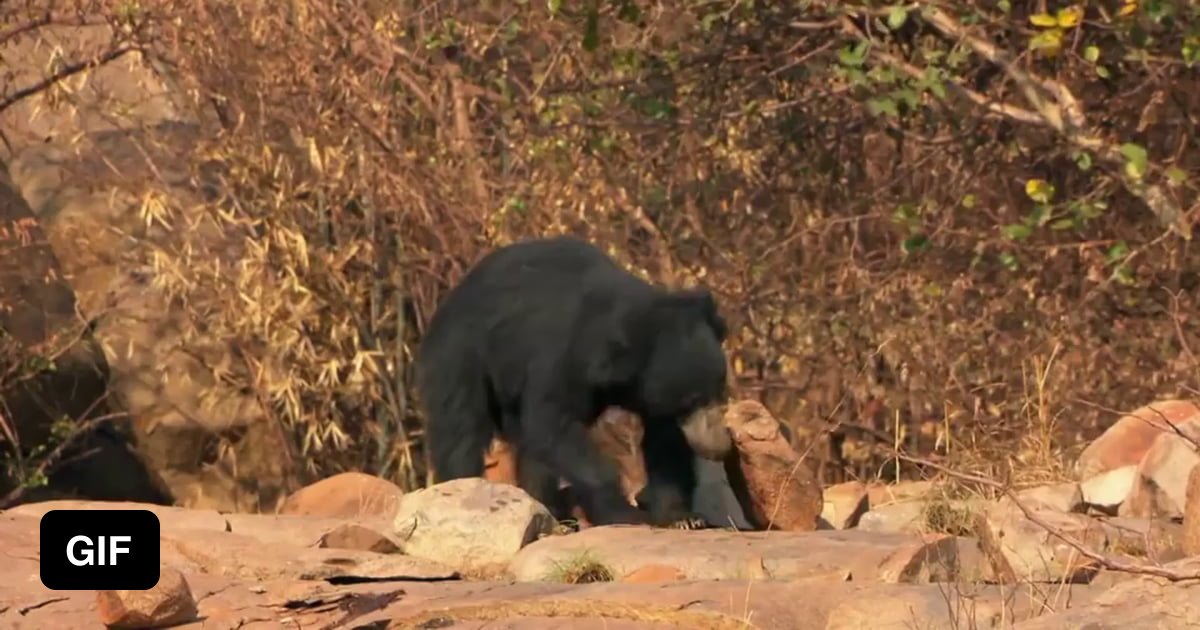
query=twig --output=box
[0,411,129,509]
[0,46,139,114]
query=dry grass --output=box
[543,551,616,584]
[390,600,754,630]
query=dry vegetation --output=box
[3,0,1200,496]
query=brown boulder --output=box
[97,568,198,629]
[820,481,869,529]
[1121,432,1200,520]
[1076,399,1200,481]
[278,472,404,519]
[722,399,822,531]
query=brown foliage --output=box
[4,0,1200,494]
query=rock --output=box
[692,457,752,530]
[96,568,198,629]
[865,480,936,506]
[1080,465,1138,514]
[620,564,686,584]
[1009,482,1084,513]
[820,481,869,529]
[722,399,823,531]
[160,528,455,582]
[392,478,557,576]
[858,499,982,536]
[483,436,519,485]
[824,584,1036,630]
[7,500,230,532]
[1097,517,1186,563]
[1075,399,1200,482]
[317,523,401,553]
[9,128,295,514]
[976,502,1107,583]
[953,536,998,583]
[1121,432,1200,519]
[590,407,648,505]
[1011,557,1200,629]
[510,525,959,584]
[857,501,927,533]
[223,512,398,549]
[1184,465,1200,556]
[278,472,405,519]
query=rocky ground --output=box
[1,399,1199,629]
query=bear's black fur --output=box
[415,235,729,527]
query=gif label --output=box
[40,509,161,590]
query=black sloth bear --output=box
[415,235,731,528]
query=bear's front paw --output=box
[650,510,713,531]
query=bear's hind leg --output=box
[423,383,496,482]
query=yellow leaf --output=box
[1024,178,1056,204]
[1055,5,1084,28]
[1029,28,1064,56]
[1118,1,1137,17]
[1029,13,1059,27]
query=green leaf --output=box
[582,4,600,51]
[1112,264,1135,286]
[837,41,870,68]
[1002,224,1033,241]
[1167,166,1188,185]
[1095,65,1111,79]
[999,252,1019,271]
[961,194,976,209]
[1050,218,1078,230]
[887,5,909,30]
[867,97,899,118]
[1074,151,1093,171]
[1119,142,1149,180]
[1184,35,1200,66]
[548,0,562,16]
[1106,241,1130,263]
[1084,45,1101,62]
[902,234,931,254]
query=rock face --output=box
[509,526,959,584]
[1,22,296,513]
[976,502,1107,584]
[1185,465,1200,556]
[392,478,557,576]
[722,399,823,531]
[96,569,198,629]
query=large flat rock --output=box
[509,525,960,583]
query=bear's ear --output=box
[666,287,728,342]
